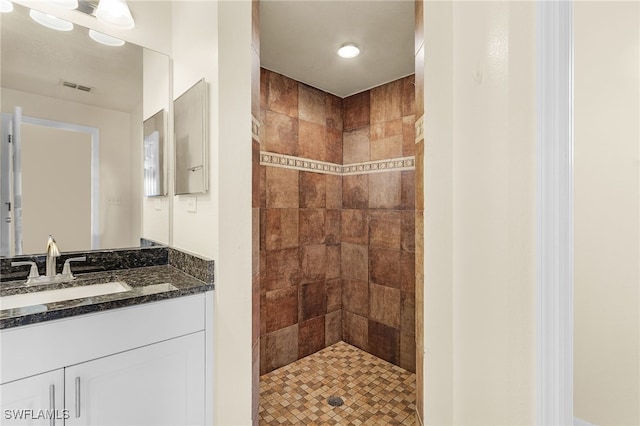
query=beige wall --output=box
[1,88,139,251]
[171,1,219,260]
[574,2,640,424]
[422,2,536,424]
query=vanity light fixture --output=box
[96,0,135,30]
[29,9,73,31]
[0,0,13,13]
[338,42,360,59]
[89,29,125,46]
[50,0,78,9]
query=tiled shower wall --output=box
[259,68,416,375]
[341,77,416,372]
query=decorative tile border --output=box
[251,116,261,143]
[415,114,425,143]
[260,151,415,175]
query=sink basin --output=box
[0,281,132,310]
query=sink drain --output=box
[327,396,344,407]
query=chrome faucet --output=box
[46,235,60,277]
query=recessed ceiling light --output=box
[89,29,125,47]
[29,9,73,31]
[338,43,360,59]
[0,0,13,13]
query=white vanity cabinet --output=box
[0,370,64,426]
[65,332,204,426]
[0,293,210,426]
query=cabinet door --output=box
[64,332,205,426]
[0,370,65,426]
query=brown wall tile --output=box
[264,110,298,155]
[265,208,299,250]
[298,316,325,358]
[401,75,415,117]
[326,244,341,279]
[401,291,415,335]
[299,172,326,208]
[401,171,416,210]
[299,84,326,126]
[252,208,260,275]
[265,286,298,332]
[300,244,326,283]
[368,320,400,365]
[325,209,341,245]
[267,71,298,117]
[263,324,298,374]
[343,127,370,164]
[341,209,368,245]
[369,210,402,249]
[401,210,416,252]
[260,165,267,208]
[266,167,299,208]
[325,309,342,346]
[415,142,424,211]
[326,94,343,131]
[253,140,261,209]
[343,311,368,351]
[264,247,300,291]
[299,209,326,246]
[341,243,368,282]
[370,132,403,161]
[400,251,416,294]
[369,283,401,328]
[260,288,267,337]
[415,45,425,118]
[402,116,416,157]
[400,333,416,373]
[260,68,268,109]
[371,80,402,123]
[326,128,343,164]
[343,175,369,209]
[325,175,342,209]
[326,278,342,312]
[252,272,260,342]
[368,172,401,209]
[343,91,370,130]
[298,120,326,161]
[342,279,369,317]
[369,247,401,289]
[299,281,327,321]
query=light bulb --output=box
[338,43,360,59]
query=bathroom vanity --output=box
[0,248,214,426]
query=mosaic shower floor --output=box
[259,341,416,425]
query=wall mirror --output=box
[0,2,171,257]
[174,79,208,195]
[143,109,166,197]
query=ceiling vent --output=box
[62,80,93,93]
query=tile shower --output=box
[258,68,416,375]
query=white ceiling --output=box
[260,0,415,98]
[1,2,142,113]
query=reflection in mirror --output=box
[0,2,170,257]
[143,109,166,197]
[174,79,208,195]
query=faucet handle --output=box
[11,261,40,279]
[61,256,87,279]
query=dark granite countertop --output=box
[0,265,214,329]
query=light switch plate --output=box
[186,197,197,213]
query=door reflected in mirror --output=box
[143,109,166,197]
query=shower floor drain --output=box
[327,396,344,407]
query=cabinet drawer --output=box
[0,294,205,384]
